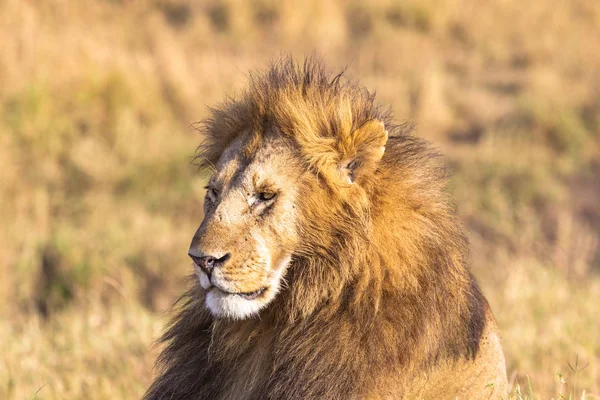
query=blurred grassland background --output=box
[1,0,599,399]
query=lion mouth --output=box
[208,286,267,300]
[237,287,267,300]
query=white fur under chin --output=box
[194,256,291,320]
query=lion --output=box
[144,58,508,400]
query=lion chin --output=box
[204,289,266,320]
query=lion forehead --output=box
[215,136,301,189]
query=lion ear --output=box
[339,120,388,184]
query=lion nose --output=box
[188,252,231,278]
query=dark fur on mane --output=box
[145,57,487,400]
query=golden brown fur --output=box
[144,58,507,399]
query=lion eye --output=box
[204,186,218,202]
[257,191,276,202]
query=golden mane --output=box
[145,58,506,399]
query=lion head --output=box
[189,60,388,320]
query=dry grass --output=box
[0,0,598,398]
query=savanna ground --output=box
[0,1,598,399]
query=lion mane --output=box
[144,58,507,400]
